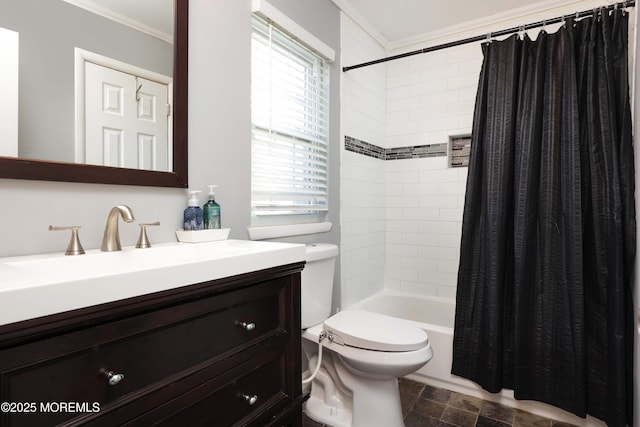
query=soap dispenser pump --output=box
[184,190,204,230]
[203,185,221,229]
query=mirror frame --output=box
[0,0,188,188]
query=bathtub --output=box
[350,290,605,427]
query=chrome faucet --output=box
[101,205,135,251]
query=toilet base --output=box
[305,395,352,427]
[304,362,405,427]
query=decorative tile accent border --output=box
[344,136,386,160]
[345,136,447,161]
[386,144,448,160]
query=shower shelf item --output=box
[450,135,472,168]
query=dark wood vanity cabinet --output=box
[0,262,305,427]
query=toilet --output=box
[301,243,433,427]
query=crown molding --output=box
[331,0,616,56]
[388,0,610,52]
[330,0,390,50]
[61,0,172,43]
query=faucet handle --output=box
[136,221,160,249]
[49,225,85,256]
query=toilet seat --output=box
[322,311,427,352]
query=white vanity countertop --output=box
[0,240,306,326]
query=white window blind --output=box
[251,15,330,217]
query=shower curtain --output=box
[452,9,635,426]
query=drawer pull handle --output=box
[237,321,256,331]
[239,393,258,406]
[104,370,125,386]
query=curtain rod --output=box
[342,0,635,72]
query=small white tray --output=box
[175,228,230,243]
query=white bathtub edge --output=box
[356,290,606,427]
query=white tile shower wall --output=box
[386,43,483,149]
[384,156,468,298]
[340,13,387,308]
[342,151,386,307]
[384,42,482,298]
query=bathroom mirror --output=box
[0,0,188,187]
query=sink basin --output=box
[7,242,249,278]
[0,240,306,326]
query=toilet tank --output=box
[301,243,339,329]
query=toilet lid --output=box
[322,311,428,352]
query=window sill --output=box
[247,222,332,240]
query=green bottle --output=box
[203,185,221,229]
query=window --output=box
[251,15,330,225]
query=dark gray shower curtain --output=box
[452,10,635,426]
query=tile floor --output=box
[302,378,578,427]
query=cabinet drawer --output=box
[138,340,290,427]
[0,277,289,427]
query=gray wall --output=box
[0,0,342,288]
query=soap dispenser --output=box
[184,190,204,230]
[203,185,221,229]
